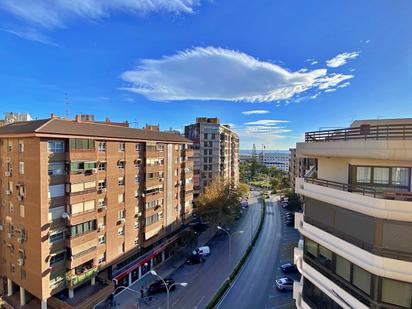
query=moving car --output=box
[186,254,205,265]
[148,278,176,295]
[280,262,298,274]
[192,246,210,257]
[275,277,294,291]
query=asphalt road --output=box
[217,196,299,309]
[114,192,262,309]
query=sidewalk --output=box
[97,227,217,308]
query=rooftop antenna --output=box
[65,93,70,119]
[128,119,139,128]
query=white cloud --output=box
[326,51,360,68]
[121,47,354,103]
[242,110,270,115]
[1,27,58,46]
[0,0,200,29]
[244,120,289,126]
[324,88,336,93]
[317,73,353,90]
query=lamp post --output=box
[149,270,187,309]
[111,285,140,308]
[217,226,244,270]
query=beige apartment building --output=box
[184,117,239,197]
[0,116,194,308]
[293,118,412,309]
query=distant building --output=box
[240,150,289,172]
[0,112,32,127]
[288,148,316,191]
[185,117,239,197]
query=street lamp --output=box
[149,270,187,309]
[217,226,244,270]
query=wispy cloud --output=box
[121,47,354,103]
[242,110,270,115]
[1,27,58,46]
[326,51,360,68]
[0,0,201,44]
[0,1,200,29]
[244,120,290,126]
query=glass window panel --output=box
[373,167,390,184]
[352,264,371,295]
[305,238,318,260]
[84,200,95,211]
[71,203,84,215]
[381,277,412,307]
[318,245,333,269]
[392,167,410,186]
[335,255,351,282]
[356,167,371,183]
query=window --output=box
[118,193,125,203]
[335,255,351,281]
[69,181,96,193]
[20,205,25,218]
[305,238,318,260]
[48,184,65,198]
[98,162,106,171]
[318,245,332,269]
[136,143,144,151]
[98,142,106,152]
[98,235,106,244]
[204,149,208,155]
[48,140,65,153]
[70,200,95,215]
[49,231,65,243]
[50,252,65,266]
[134,159,142,167]
[118,177,125,186]
[18,140,24,153]
[356,167,371,183]
[135,175,141,184]
[373,167,390,184]
[381,278,412,307]
[118,209,125,219]
[119,142,125,152]
[98,253,106,264]
[98,180,106,191]
[145,213,160,225]
[98,198,106,209]
[352,264,371,295]
[118,244,124,254]
[18,162,24,174]
[48,206,65,221]
[204,133,208,139]
[69,220,96,237]
[117,160,125,169]
[69,139,94,150]
[392,167,410,186]
[48,162,65,175]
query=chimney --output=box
[50,113,57,119]
[105,117,110,123]
[75,115,81,123]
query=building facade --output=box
[293,118,412,309]
[0,112,32,127]
[184,117,239,197]
[0,116,194,308]
[289,148,316,192]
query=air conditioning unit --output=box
[17,258,24,266]
[17,196,24,202]
[92,168,97,174]
[141,193,145,197]
[17,237,25,243]
[5,171,11,177]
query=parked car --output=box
[280,262,298,274]
[192,246,210,257]
[148,278,176,295]
[275,277,294,291]
[186,254,205,265]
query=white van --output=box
[192,246,211,257]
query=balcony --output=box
[145,150,164,158]
[145,164,165,173]
[66,267,97,289]
[67,170,97,183]
[68,246,97,269]
[296,177,412,222]
[299,124,412,160]
[67,189,97,205]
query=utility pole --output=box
[64,93,69,119]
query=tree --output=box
[195,179,242,227]
[238,182,249,197]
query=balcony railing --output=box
[66,267,97,289]
[305,123,412,142]
[304,177,412,201]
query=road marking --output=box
[193,295,205,309]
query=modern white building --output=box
[240,151,289,172]
[293,118,412,309]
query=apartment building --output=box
[0,112,32,127]
[185,117,239,197]
[293,118,412,309]
[288,148,316,191]
[0,116,194,308]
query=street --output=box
[217,196,300,309]
[111,192,263,309]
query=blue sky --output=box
[1,0,411,149]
